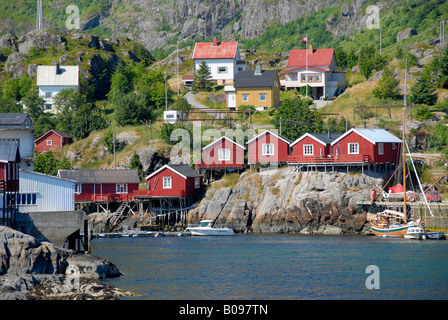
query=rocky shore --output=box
[0,226,135,300]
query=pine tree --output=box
[372,67,400,100]
[193,61,212,91]
[439,46,448,89]
[409,74,438,106]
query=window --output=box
[46,140,53,146]
[163,177,172,189]
[17,193,37,206]
[218,67,227,74]
[195,177,200,188]
[242,94,249,102]
[45,104,52,110]
[262,143,274,155]
[218,149,230,161]
[303,144,314,155]
[45,91,52,99]
[116,184,128,194]
[378,143,384,155]
[259,93,266,101]
[74,184,81,194]
[348,143,359,154]
[315,74,322,82]
[301,74,307,82]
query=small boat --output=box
[425,231,447,240]
[404,226,427,240]
[186,219,235,236]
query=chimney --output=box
[212,38,218,46]
[56,63,61,74]
[327,129,331,139]
[254,64,262,75]
[308,44,314,54]
[364,121,367,128]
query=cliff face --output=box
[188,168,383,234]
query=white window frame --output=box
[378,143,384,155]
[262,143,275,156]
[242,94,249,102]
[115,183,128,194]
[46,140,53,146]
[195,177,200,189]
[303,144,314,155]
[45,91,52,99]
[218,67,228,74]
[74,183,82,194]
[259,93,266,101]
[218,148,230,161]
[17,193,37,206]
[348,143,359,155]
[163,177,172,189]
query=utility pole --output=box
[380,27,382,55]
[177,39,180,96]
[37,0,43,31]
[113,132,116,169]
[164,71,168,111]
[404,59,407,107]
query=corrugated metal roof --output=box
[193,41,238,60]
[287,48,335,67]
[331,128,402,145]
[57,169,140,184]
[37,65,79,87]
[234,69,278,88]
[0,113,30,126]
[0,141,19,162]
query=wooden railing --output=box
[194,161,244,168]
[287,154,372,164]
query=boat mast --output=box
[402,106,407,223]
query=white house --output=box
[0,113,34,171]
[163,110,186,124]
[36,64,79,112]
[193,38,247,85]
[18,169,76,213]
[281,45,346,99]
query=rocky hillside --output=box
[188,167,384,235]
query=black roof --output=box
[169,164,202,178]
[234,69,278,88]
[309,132,343,145]
[0,113,31,126]
[58,169,140,184]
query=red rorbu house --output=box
[57,169,140,202]
[35,129,73,153]
[247,130,291,165]
[289,132,342,163]
[330,128,402,167]
[195,136,245,170]
[0,141,20,226]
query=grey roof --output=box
[169,164,203,178]
[57,169,140,184]
[0,141,19,162]
[37,65,79,87]
[309,132,343,145]
[355,128,402,143]
[234,69,278,88]
[0,113,31,126]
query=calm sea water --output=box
[92,234,448,300]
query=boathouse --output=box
[57,169,140,202]
[289,132,342,163]
[196,136,245,170]
[34,129,73,154]
[247,130,291,165]
[0,141,20,227]
[330,128,402,166]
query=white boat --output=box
[404,226,427,240]
[186,220,235,236]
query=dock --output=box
[93,230,191,238]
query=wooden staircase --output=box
[108,201,128,231]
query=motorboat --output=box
[425,231,447,240]
[186,220,235,236]
[404,226,427,240]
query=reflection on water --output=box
[93,234,448,300]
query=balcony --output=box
[287,154,373,164]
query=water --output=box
[92,234,448,300]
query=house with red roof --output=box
[281,44,346,99]
[193,38,248,85]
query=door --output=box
[227,92,236,109]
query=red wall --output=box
[146,167,203,197]
[35,131,73,153]
[75,183,139,201]
[248,132,289,163]
[291,136,328,160]
[202,138,245,168]
[0,161,19,192]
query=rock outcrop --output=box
[0,226,132,300]
[188,168,383,235]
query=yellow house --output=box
[226,65,281,111]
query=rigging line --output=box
[405,141,434,218]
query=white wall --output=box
[0,130,34,171]
[18,170,75,213]
[38,85,79,112]
[195,59,236,81]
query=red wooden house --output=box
[330,128,402,164]
[289,132,342,163]
[57,169,140,202]
[195,136,245,169]
[247,130,291,164]
[35,130,73,153]
[145,164,203,198]
[0,141,20,192]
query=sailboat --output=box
[370,108,434,238]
